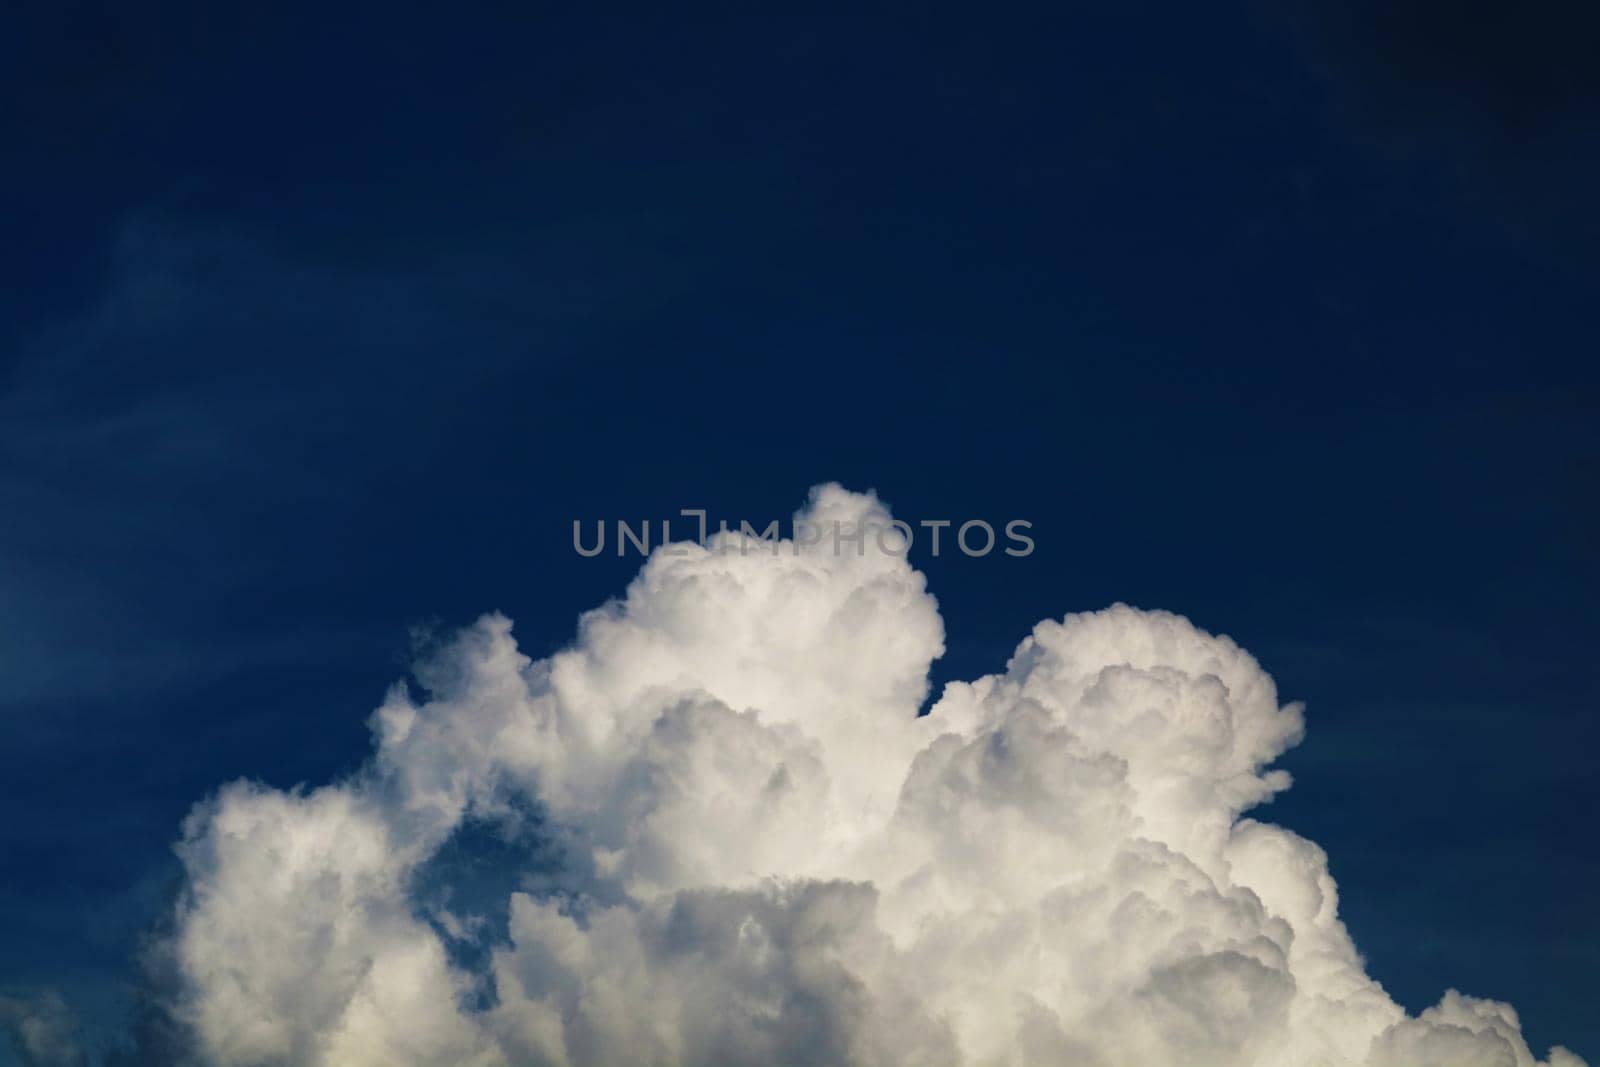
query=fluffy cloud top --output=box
[164,485,1584,1067]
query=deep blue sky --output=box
[2,3,1597,1062]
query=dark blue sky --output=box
[2,3,1597,1062]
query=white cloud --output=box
[164,484,1585,1066]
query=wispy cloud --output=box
[0,991,88,1067]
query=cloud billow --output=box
[164,485,1584,1067]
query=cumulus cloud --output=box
[160,484,1584,1066]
